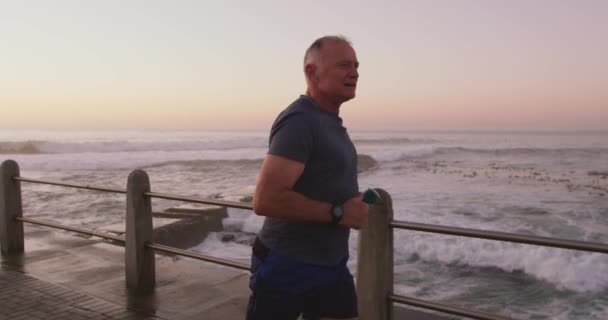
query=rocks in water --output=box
[218,232,256,246]
[0,141,42,154]
[153,205,228,249]
[165,204,227,216]
[463,171,477,178]
[588,171,608,179]
[239,195,253,203]
[220,233,236,242]
[357,154,378,173]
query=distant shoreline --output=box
[1,128,607,135]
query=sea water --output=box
[1,129,607,319]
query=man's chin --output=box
[339,91,356,102]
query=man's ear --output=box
[304,63,316,82]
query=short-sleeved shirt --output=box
[257,95,359,266]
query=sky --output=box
[1,0,607,131]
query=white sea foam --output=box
[5,148,266,171]
[223,209,264,234]
[189,232,252,261]
[395,233,608,292]
[0,138,266,154]
[361,145,436,162]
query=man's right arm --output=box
[253,154,368,229]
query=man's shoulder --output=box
[276,97,321,124]
[285,96,318,114]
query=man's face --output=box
[314,42,359,103]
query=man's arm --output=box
[253,154,369,229]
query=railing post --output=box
[357,188,393,320]
[125,169,155,293]
[0,160,24,255]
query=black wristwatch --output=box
[330,204,344,226]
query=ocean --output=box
[1,129,607,319]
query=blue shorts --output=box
[246,241,358,320]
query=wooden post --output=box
[125,169,155,293]
[357,188,394,320]
[0,160,24,255]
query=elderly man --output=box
[247,35,368,320]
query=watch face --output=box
[332,205,344,218]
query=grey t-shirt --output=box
[257,95,359,266]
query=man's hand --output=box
[340,193,369,230]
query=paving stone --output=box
[0,268,164,320]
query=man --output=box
[247,35,368,320]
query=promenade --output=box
[0,267,159,320]
[1,224,250,320]
[1,225,449,320]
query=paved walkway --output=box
[0,267,162,320]
[0,225,251,319]
[0,225,447,320]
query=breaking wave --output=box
[0,138,267,154]
[397,234,608,293]
[0,141,44,154]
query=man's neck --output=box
[304,91,341,114]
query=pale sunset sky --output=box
[1,0,607,131]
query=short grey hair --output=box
[303,35,352,66]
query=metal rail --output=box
[390,294,512,320]
[14,176,249,270]
[15,177,126,194]
[390,220,608,254]
[13,174,608,320]
[17,217,125,244]
[147,243,250,271]
[145,191,253,210]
